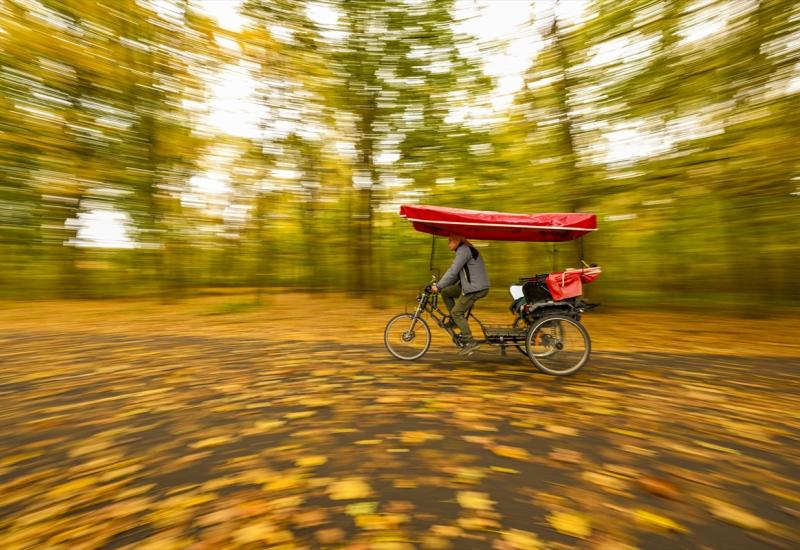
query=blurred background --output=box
[1,0,798,310]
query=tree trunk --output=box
[550,14,582,213]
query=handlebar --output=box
[423,275,438,294]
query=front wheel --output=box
[526,315,590,376]
[384,313,431,361]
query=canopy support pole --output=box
[429,233,435,272]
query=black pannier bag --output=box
[520,274,552,303]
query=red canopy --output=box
[399,205,597,242]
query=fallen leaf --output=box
[328,478,373,500]
[285,410,316,419]
[189,436,233,449]
[633,509,689,533]
[295,455,327,468]
[401,431,443,444]
[345,501,379,516]
[582,471,629,492]
[430,525,462,538]
[707,500,769,530]
[385,500,415,513]
[547,511,591,538]
[233,521,278,544]
[293,509,328,528]
[355,513,409,530]
[490,466,519,474]
[315,528,346,544]
[421,535,452,549]
[456,491,495,511]
[545,425,578,436]
[638,475,680,500]
[250,420,285,433]
[490,445,531,461]
[501,528,543,549]
[263,474,305,492]
[549,448,583,464]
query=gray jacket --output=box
[438,243,490,294]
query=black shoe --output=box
[458,340,481,356]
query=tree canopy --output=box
[1,0,798,308]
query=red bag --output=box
[546,271,583,300]
[546,267,601,300]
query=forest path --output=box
[1,296,798,549]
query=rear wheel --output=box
[384,313,431,361]
[515,316,561,360]
[526,315,590,376]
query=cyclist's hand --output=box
[431,284,439,294]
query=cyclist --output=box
[431,234,490,354]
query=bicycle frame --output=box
[409,284,515,350]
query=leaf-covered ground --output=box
[1,294,799,549]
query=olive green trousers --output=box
[440,283,489,340]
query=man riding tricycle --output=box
[384,205,601,377]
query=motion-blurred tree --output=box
[323,0,491,290]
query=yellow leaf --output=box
[549,448,583,464]
[421,535,452,549]
[301,398,334,407]
[48,476,96,498]
[190,435,233,449]
[355,513,409,530]
[501,529,543,549]
[296,455,328,468]
[490,466,519,474]
[264,474,305,492]
[251,420,285,433]
[68,440,112,457]
[393,479,417,489]
[285,411,316,419]
[328,478,373,500]
[490,445,531,461]
[546,425,579,436]
[234,523,269,545]
[634,510,689,533]
[456,491,495,511]
[430,525,462,538]
[581,471,629,491]
[401,431,443,444]
[708,501,769,530]
[547,511,591,538]
[345,501,379,516]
